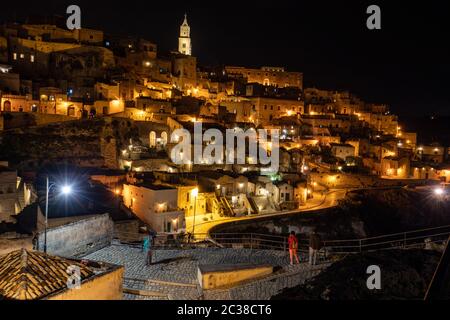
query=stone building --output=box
[381,156,410,179]
[330,143,356,161]
[0,165,20,223]
[301,115,353,134]
[358,112,399,135]
[249,96,303,125]
[1,94,39,112]
[225,66,302,89]
[416,144,445,164]
[21,24,104,44]
[122,183,184,233]
[411,163,450,182]
[219,97,254,123]
[172,53,197,90]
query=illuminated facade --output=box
[178,14,192,55]
[225,66,303,89]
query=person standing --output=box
[309,229,322,266]
[288,231,300,265]
[142,232,154,266]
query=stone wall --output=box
[0,235,33,256]
[36,213,114,258]
[2,113,77,130]
[310,172,427,189]
[0,117,140,170]
[100,137,118,169]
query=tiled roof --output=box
[0,249,94,300]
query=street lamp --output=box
[44,176,72,253]
[434,187,445,196]
[61,185,72,195]
[190,188,199,240]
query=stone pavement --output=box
[83,243,328,300]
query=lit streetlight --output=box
[190,188,199,241]
[434,187,445,196]
[44,176,72,253]
[61,185,72,195]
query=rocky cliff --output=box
[272,249,441,300]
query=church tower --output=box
[178,14,192,55]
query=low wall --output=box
[198,264,273,290]
[310,172,429,189]
[36,213,114,257]
[2,112,77,130]
[114,219,141,234]
[47,265,124,300]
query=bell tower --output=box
[178,14,192,55]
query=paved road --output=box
[186,189,347,237]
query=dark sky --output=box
[2,0,450,117]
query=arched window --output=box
[3,100,11,112]
[160,131,168,146]
[149,131,156,148]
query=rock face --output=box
[271,249,441,300]
[0,118,140,170]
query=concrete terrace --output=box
[83,242,327,300]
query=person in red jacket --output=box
[288,231,300,265]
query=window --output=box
[20,53,25,59]
[13,53,17,60]
[182,43,186,48]
[30,55,35,62]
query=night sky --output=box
[2,0,450,117]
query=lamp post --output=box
[44,176,72,253]
[190,188,199,241]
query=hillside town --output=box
[0,14,449,300]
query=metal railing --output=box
[323,224,450,254]
[113,224,450,254]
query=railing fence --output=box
[113,224,450,254]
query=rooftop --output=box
[135,183,176,191]
[0,249,94,300]
[330,143,354,148]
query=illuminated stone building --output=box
[416,144,446,164]
[172,53,197,91]
[381,156,410,179]
[330,143,356,161]
[122,183,184,233]
[225,66,303,89]
[1,94,38,112]
[249,97,303,125]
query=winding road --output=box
[185,189,348,237]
